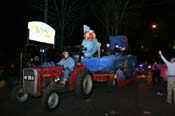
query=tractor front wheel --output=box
[11,85,29,103]
[41,89,60,112]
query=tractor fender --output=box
[69,64,89,90]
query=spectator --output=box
[4,63,17,89]
[152,60,161,89]
[155,63,167,95]
[144,61,148,75]
[158,50,175,104]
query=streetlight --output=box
[152,24,157,29]
[150,23,159,38]
[151,23,158,30]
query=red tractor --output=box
[11,53,93,112]
[11,21,94,111]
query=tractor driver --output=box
[57,51,75,85]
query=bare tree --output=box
[28,0,142,50]
[89,0,143,43]
[30,0,90,50]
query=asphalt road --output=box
[0,74,175,116]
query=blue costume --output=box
[57,56,75,81]
[81,25,99,57]
[81,38,98,57]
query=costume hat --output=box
[83,25,90,33]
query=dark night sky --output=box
[1,0,175,64]
[141,0,175,61]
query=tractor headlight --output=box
[24,75,27,80]
[24,75,35,81]
[28,75,32,80]
[31,75,35,80]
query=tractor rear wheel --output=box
[74,69,93,99]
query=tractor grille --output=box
[23,68,38,96]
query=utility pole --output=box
[44,0,48,23]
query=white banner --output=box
[28,21,55,45]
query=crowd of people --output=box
[0,63,18,89]
[152,50,175,104]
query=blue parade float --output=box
[80,30,137,87]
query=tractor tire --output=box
[74,69,93,99]
[41,89,60,112]
[11,84,29,103]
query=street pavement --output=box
[0,73,175,116]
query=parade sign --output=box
[28,21,55,45]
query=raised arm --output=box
[158,50,162,56]
[158,50,170,65]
